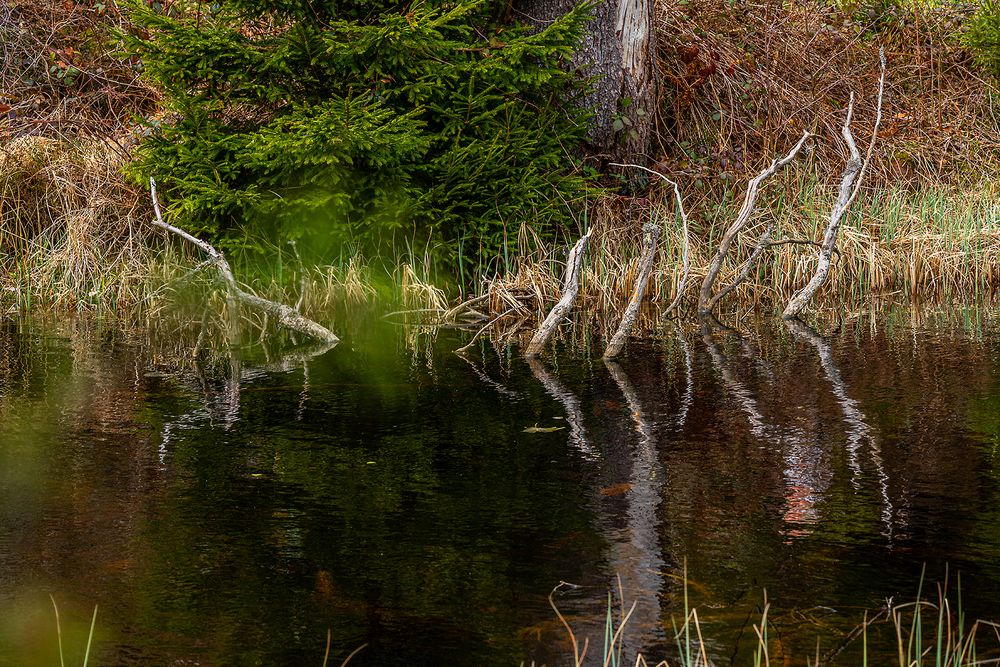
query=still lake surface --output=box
[3,309,1000,665]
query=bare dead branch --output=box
[148,178,340,345]
[442,293,490,322]
[455,307,519,354]
[698,131,810,315]
[604,222,661,359]
[708,227,773,310]
[524,231,592,358]
[610,163,691,319]
[783,48,886,320]
[764,238,837,252]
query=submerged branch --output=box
[455,307,519,353]
[148,178,339,345]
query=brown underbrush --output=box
[654,0,1000,190]
[0,0,158,143]
[3,0,1000,324]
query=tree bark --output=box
[514,0,658,164]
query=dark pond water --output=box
[3,309,1000,666]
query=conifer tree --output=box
[966,1,1000,78]
[123,0,593,263]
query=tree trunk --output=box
[514,0,658,165]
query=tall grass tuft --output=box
[552,567,1000,667]
[482,173,1000,324]
[1,137,157,310]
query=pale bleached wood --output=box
[524,231,592,358]
[783,48,886,320]
[603,222,660,359]
[149,178,340,345]
[699,131,810,314]
[609,163,691,319]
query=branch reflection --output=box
[784,318,893,536]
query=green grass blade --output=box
[49,595,65,667]
[82,604,98,667]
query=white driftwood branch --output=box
[604,222,661,359]
[699,131,810,314]
[524,231,592,358]
[148,178,340,345]
[782,48,886,320]
[844,47,888,214]
[609,163,691,318]
[709,227,773,308]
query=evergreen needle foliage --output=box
[121,0,594,267]
[965,0,1000,78]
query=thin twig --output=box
[844,47,887,214]
[455,307,519,353]
[339,643,369,667]
[549,581,589,667]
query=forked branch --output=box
[782,48,886,320]
[699,131,811,314]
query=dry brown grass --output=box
[478,0,1000,324]
[481,171,1000,322]
[0,135,157,309]
[0,0,159,143]
[653,0,1000,190]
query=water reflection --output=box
[700,317,769,438]
[3,311,1000,665]
[527,353,668,664]
[784,319,894,537]
[604,360,666,659]
[528,357,595,461]
[159,340,336,465]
